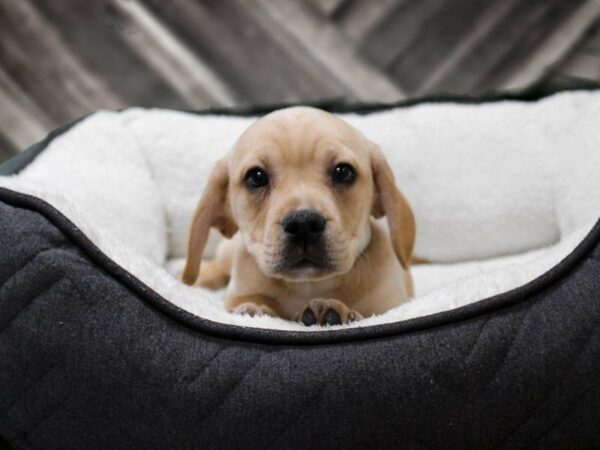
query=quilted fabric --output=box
[0,192,599,449]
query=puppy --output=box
[181,107,415,326]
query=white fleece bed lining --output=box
[1,90,599,331]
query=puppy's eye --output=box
[332,163,356,185]
[244,167,270,189]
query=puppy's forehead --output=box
[230,107,369,165]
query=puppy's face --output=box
[181,107,415,286]
[228,108,374,281]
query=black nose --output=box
[282,210,326,246]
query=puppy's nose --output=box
[282,210,326,246]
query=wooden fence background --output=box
[1,0,600,162]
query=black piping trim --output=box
[0,86,599,345]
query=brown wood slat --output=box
[0,0,123,123]
[28,0,192,109]
[387,0,495,94]
[479,0,586,91]
[142,0,347,104]
[358,0,442,69]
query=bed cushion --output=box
[0,88,599,449]
[1,89,599,330]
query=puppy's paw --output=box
[231,302,278,318]
[296,299,363,326]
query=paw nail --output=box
[323,308,341,325]
[301,308,317,326]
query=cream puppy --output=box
[181,107,415,326]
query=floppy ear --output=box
[369,144,416,270]
[181,158,238,285]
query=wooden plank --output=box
[539,71,600,91]
[0,65,54,131]
[387,0,497,94]
[141,0,346,103]
[414,0,521,94]
[358,0,441,70]
[503,0,600,90]
[0,85,48,151]
[558,52,600,81]
[416,0,545,94]
[307,0,349,17]
[222,0,352,100]
[0,0,123,123]
[113,0,236,107]
[0,65,52,155]
[481,0,590,91]
[251,0,405,102]
[28,0,188,109]
[0,132,18,163]
[333,0,401,43]
[577,20,600,56]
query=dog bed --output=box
[0,88,599,449]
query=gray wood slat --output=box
[228,0,351,100]
[504,1,600,90]
[0,0,596,153]
[0,0,123,122]
[253,0,405,102]
[559,52,600,81]
[540,71,599,91]
[112,0,235,107]
[413,0,522,94]
[0,65,54,130]
[358,0,443,70]
[579,20,600,56]
[307,0,349,17]
[142,0,347,104]
[0,132,18,163]
[478,0,586,91]
[27,0,191,109]
[0,68,50,151]
[333,0,401,43]
[387,0,496,94]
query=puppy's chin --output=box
[246,227,371,282]
[259,254,358,282]
[276,263,339,282]
[251,251,343,282]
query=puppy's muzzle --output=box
[279,210,330,271]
